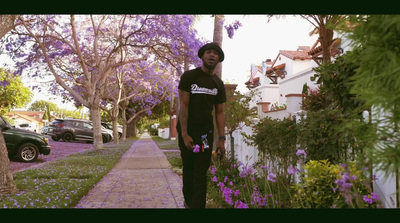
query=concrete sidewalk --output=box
[75,133,184,208]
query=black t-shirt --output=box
[177,67,226,136]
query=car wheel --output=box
[118,132,122,139]
[62,132,74,142]
[102,135,108,143]
[51,136,60,141]
[17,143,39,162]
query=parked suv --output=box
[0,115,51,162]
[47,118,113,143]
[101,122,122,139]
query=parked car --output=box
[18,123,37,132]
[47,118,113,143]
[41,125,49,135]
[0,115,51,162]
[101,122,122,139]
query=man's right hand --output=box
[182,134,194,150]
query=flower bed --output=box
[207,150,381,208]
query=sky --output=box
[193,15,314,93]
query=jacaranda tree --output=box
[2,14,203,149]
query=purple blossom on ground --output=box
[211,176,218,182]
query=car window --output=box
[73,122,82,127]
[83,122,92,129]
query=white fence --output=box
[226,124,259,168]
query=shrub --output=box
[291,160,380,208]
[251,116,299,179]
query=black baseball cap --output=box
[197,42,225,62]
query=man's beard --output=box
[202,58,217,70]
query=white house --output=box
[6,110,45,133]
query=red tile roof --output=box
[266,63,286,75]
[279,50,311,60]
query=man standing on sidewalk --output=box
[177,42,226,208]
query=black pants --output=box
[178,132,213,208]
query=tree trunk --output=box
[90,105,104,150]
[108,102,120,145]
[213,15,224,79]
[126,119,137,138]
[319,25,334,64]
[121,104,127,141]
[111,115,119,145]
[0,15,17,38]
[0,15,18,195]
[0,131,17,195]
[212,14,225,156]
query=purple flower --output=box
[296,149,306,156]
[209,165,216,175]
[234,200,248,209]
[267,173,276,182]
[224,176,228,183]
[363,195,373,204]
[0,80,9,86]
[343,183,353,189]
[224,20,242,39]
[364,192,379,204]
[239,166,255,178]
[217,182,224,191]
[222,187,234,205]
[335,179,344,186]
[211,176,217,182]
[193,145,200,153]
[288,165,299,175]
[371,192,379,201]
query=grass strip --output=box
[0,139,136,208]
